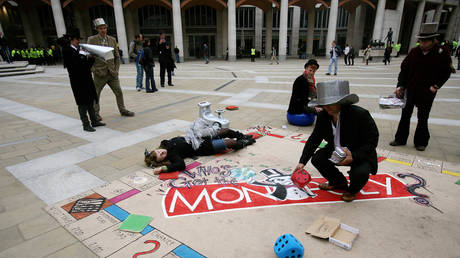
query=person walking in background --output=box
[383,45,392,65]
[251,47,256,62]
[348,45,355,66]
[174,46,180,63]
[142,39,157,93]
[326,41,340,75]
[60,28,105,132]
[344,44,350,65]
[87,18,135,121]
[395,42,401,57]
[364,44,372,65]
[129,34,144,91]
[158,32,173,87]
[390,23,452,151]
[0,32,12,63]
[203,43,209,64]
[455,44,460,70]
[270,46,279,64]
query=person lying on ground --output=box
[145,118,255,174]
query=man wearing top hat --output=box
[87,18,135,121]
[295,80,379,202]
[60,28,105,132]
[390,23,452,151]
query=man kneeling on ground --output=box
[294,80,379,202]
[145,118,255,175]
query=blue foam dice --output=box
[274,234,304,258]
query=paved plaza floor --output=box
[0,57,459,257]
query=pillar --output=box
[290,6,300,56]
[51,0,66,37]
[346,10,355,45]
[172,0,184,62]
[326,0,339,51]
[228,0,237,61]
[306,8,315,55]
[372,0,386,41]
[278,0,288,61]
[222,9,228,58]
[409,0,426,49]
[353,5,366,50]
[255,7,263,54]
[434,3,443,23]
[393,0,405,44]
[265,7,273,58]
[113,0,129,63]
[73,7,87,39]
[19,7,36,47]
[216,10,223,58]
[124,8,135,45]
[132,8,140,36]
[446,6,458,40]
[81,9,93,38]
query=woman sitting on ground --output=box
[145,118,255,174]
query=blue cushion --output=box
[287,112,315,126]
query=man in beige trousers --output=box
[87,18,134,121]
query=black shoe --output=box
[92,121,106,127]
[415,146,426,151]
[168,83,174,86]
[146,90,155,93]
[161,85,165,87]
[95,114,103,122]
[233,138,255,150]
[83,126,95,132]
[121,110,135,117]
[325,73,331,75]
[389,140,405,146]
[334,73,337,76]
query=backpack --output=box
[137,48,145,65]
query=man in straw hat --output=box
[87,18,135,121]
[294,80,379,202]
[389,23,452,151]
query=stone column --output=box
[81,9,93,38]
[353,5,366,50]
[182,11,188,58]
[216,10,223,58]
[19,7,36,47]
[255,7,263,54]
[222,9,228,58]
[51,0,66,37]
[346,10,355,45]
[326,0,339,51]
[265,7,273,58]
[409,0,426,49]
[306,8,315,55]
[290,6,300,56]
[73,7,86,39]
[278,0,288,61]
[446,6,458,40]
[372,0,386,41]
[434,3,443,23]
[393,0,405,44]
[132,8,140,35]
[113,0,129,63]
[124,8,135,45]
[228,0,237,61]
[172,0,184,62]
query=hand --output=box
[394,87,404,98]
[337,148,353,166]
[295,163,305,171]
[153,167,162,175]
[429,86,437,93]
[314,107,323,113]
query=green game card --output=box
[456,180,460,185]
[118,214,152,233]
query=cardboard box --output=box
[306,216,359,250]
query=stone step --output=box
[0,66,45,77]
[0,61,29,69]
[0,64,37,73]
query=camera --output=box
[328,147,347,164]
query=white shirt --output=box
[344,46,350,55]
[332,47,337,58]
[331,112,341,147]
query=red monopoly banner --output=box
[162,173,413,218]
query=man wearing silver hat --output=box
[87,18,135,121]
[295,80,379,202]
[390,23,451,151]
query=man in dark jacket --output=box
[61,28,105,132]
[158,32,173,87]
[295,80,379,202]
[326,41,340,75]
[390,23,452,151]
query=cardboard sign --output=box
[306,216,359,250]
[162,173,414,217]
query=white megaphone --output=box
[80,43,114,61]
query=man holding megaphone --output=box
[87,18,134,121]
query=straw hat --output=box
[308,80,359,107]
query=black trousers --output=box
[143,64,157,91]
[394,99,433,147]
[160,62,172,86]
[311,148,371,194]
[344,54,348,65]
[78,104,97,127]
[348,56,354,65]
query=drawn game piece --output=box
[118,214,153,233]
[62,193,113,220]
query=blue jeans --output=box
[328,57,338,74]
[175,54,180,63]
[135,61,144,89]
